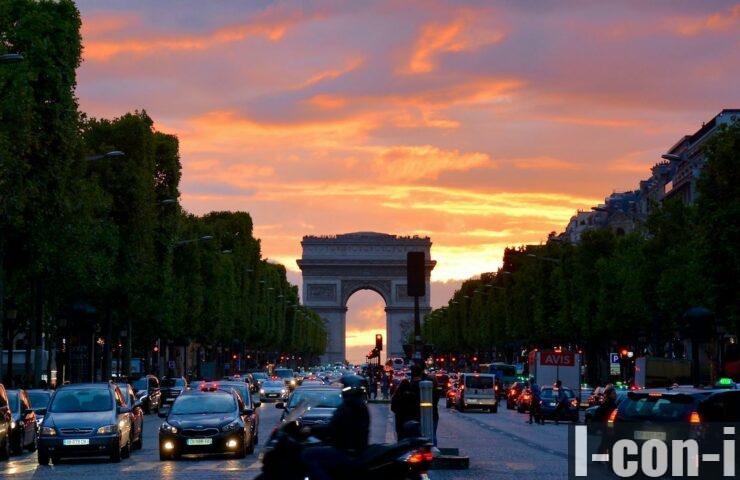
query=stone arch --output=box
[297,232,436,364]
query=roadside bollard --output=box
[420,380,434,441]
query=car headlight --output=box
[160,422,178,434]
[40,426,56,436]
[97,424,117,434]
[221,420,240,432]
[281,389,287,395]
[260,389,265,395]
[290,380,296,385]
[10,420,16,429]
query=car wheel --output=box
[10,431,23,455]
[143,402,150,415]
[253,433,259,446]
[51,455,61,465]
[491,406,498,413]
[27,432,38,452]
[446,399,451,408]
[246,433,255,455]
[159,451,172,461]
[122,438,131,459]
[458,403,465,412]
[110,444,122,463]
[38,450,50,465]
[235,439,247,459]
[133,432,143,450]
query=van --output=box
[457,373,497,413]
[388,358,405,371]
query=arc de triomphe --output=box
[297,232,436,364]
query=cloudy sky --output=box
[75,0,739,362]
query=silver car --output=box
[260,380,288,402]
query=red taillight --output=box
[571,399,578,407]
[495,385,499,391]
[607,409,618,426]
[689,411,701,424]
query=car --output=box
[584,390,629,423]
[248,372,268,393]
[300,377,325,386]
[0,384,11,460]
[37,382,133,465]
[26,389,52,428]
[276,386,343,427]
[586,386,604,408]
[116,383,144,451]
[506,382,525,410]
[516,387,533,413]
[273,368,298,391]
[457,373,498,412]
[159,376,187,409]
[158,388,256,460]
[131,375,161,414]
[260,380,288,402]
[434,373,450,395]
[214,381,261,445]
[6,389,38,455]
[579,385,594,408]
[537,387,579,423]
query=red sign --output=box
[540,351,575,366]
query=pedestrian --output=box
[370,374,378,399]
[554,379,568,425]
[391,375,418,440]
[380,372,390,399]
[528,376,542,424]
[593,384,618,454]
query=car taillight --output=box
[403,446,434,467]
[571,399,578,407]
[689,411,701,424]
[607,409,617,426]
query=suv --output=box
[457,373,497,412]
[0,384,11,460]
[131,375,161,414]
[159,377,187,409]
[6,389,38,454]
[37,383,133,464]
[273,368,297,391]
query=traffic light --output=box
[375,334,383,351]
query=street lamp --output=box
[0,53,24,64]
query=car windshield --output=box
[252,373,267,380]
[28,391,51,410]
[619,394,695,421]
[162,378,185,388]
[288,389,342,408]
[541,388,574,399]
[170,394,235,414]
[50,389,112,413]
[132,378,148,390]
[465,376,494,389]
[221,384,250,402]
[274,369,294,379]
[7,391,19,411]
[264,381,284,388]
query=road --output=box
[2,400,571,479]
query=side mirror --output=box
[158,407,169,418]
[36,408,47,417]
[117,406,131,415]
[275,402,285,409]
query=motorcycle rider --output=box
[300,375,370,480]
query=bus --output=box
[479,363,518,387]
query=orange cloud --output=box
[407,11,505,74]
[668,4,740,36]
[512,156,581,171]
[373,146,492,181]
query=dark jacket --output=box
[592,396,617,423]
[317,396,370,455]
[391,376,440,423]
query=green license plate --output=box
[186,438,213,446]
[63,438,90,446]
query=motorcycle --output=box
[256,400,433,480]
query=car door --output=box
[237,394,252,443]
[127,387,142,440]
[149,377,160,408]
[20,391,35,446]
[114,387,130,447]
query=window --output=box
[50,389,113,413]
[465,376,494,390]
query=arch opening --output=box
[345,289,387,365]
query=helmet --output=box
[340,375,366,399]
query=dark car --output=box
[584,390,628,423]
[131,375,161,414]
[158,389,256,460]
[273,368,297,391]
[0,384,10,460]
[215,381,261,445]
[445,383,460,409]
[26,389,52,428]
[507,382,525,410]
[434,373,450,395]
[277,386,343,427]
[116,383,144,451]
[516,387,533,413]
[159,376,187,409]
[248,372,268,393]
[37,382,133,465]
[538,387,578,423]
[6,389,38,454]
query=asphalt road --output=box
[2,399,572,479]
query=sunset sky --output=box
[74,0,739,362]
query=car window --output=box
[274,369,294,379]
[170,395,235,414]
[541,388,574,398]
[7,391,19,411]
[21,392,31,410]
[264,381,284,388]
[464,376,494,389]
[619,394,695,421]
[27,391,51,410]
[50,389,113,413]
[699,392,740,422]
[221,384,250,404]
[132,378,147,391]
[150,377,159,389]
[162,378,186,388]
[288,390,342,408]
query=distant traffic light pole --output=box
[407,252,426,365]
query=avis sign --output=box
[540,351,576,366]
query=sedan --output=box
[260,380,288,402]
[116,383,144,450]
[6,389,38,455]
[538,387,579,423]
[159,389,255,460]
[277,386,342,427]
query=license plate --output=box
[267,394,278,397]
[63,438,90,446]
[549,402,557,406]
[186,438,213,446]
[634,431,666,441]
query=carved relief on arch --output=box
[340,279,391,306]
